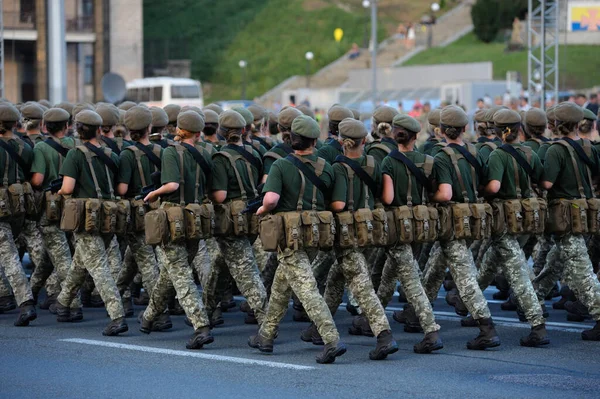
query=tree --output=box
[471,0,500,43]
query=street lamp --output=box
[305,51,314,88]
[425,3,439,49]
[239,60,247,100]
[363,0,377,108]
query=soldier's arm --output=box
[381,174,394,205]
[58,176,76,196]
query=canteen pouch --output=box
[503,200,524,235]
[45,191,62,222]
[0,188,11,219]
[413,205,437,243]
[587,198,600,235]
[259,214,284,251]
[371,208,389,247]
[394,206,414,244]
[60,198,85,232]
[199,203,216,239]
[115,200,130,236]
[282,211,302,250]
[22,182,38,217]
[354,208,374,248]
[166,206,186,243]
[451,203,472,240]
[8,183,25,216]
[184,203,203,240]
[84,199,102,233]
[144,209,169,245]
[569,199,589,235]
[470,203,492,240]
[301,211,320,248]
[522,198,547,235]
[546,199,570,235]
[437,205,454,241]
[335,211,356,249]
[131,199,146,232]
[230,200,249,237]
[385,209,398,247]
[213,203,232,236]
[490,200,506,236]
[100,201,118,234]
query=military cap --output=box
[372,105,399,124]
[0,104,21,122]
[118,101,137,111]
[278,107,302,128]
[524,108,547,127]
[392,114,421,133]
[177,110,205,133]
[493,109,521,126]
[297,104,315,120]
[204,103,224,115]
[124,106,153,131]
[350,108,361,120]
[20,103,44,120]
[328,105,353,122]
[137,103,150,109]
[203,109,219,124]
[118,109,126,125]
[43,108,70,123]
[163,104,181,124]
[583,108,596,121]
[473,109,488,123]
[72,102,94,119]
[150,107,169,128]
[428,108,441,126]
[55,102,74,116]
[75,110,103,126]
[181,105,204,119]
[96,104,120,126]
[268,111,278,124]
[484,106,506,123]
[219,110,246,129]
[554,102,584,123]
[247,104,266,122]
[37,99,52,108]
[440,105,469,127]
[339,117,367,139]
[546,105,556,120]
[232,107,253,126]
[291,114,320,139]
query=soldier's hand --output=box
[256,205,267,216]
[144,190,159,203]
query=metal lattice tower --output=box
[0,0,4,99]
[527,0,559,110]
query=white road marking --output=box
[60,338,315,371]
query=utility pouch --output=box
[301,211,320,248]
[587,198,600,235]
[84,199,102,233]
[22,182,39,218]
[546,199,570,235]
[60,198,85,232]
[0,188,10,219]
[185,203,214,240]
[354,208,374,248]
[385,209,398,246]
[131,199,146,232]
[335,211,356,249]
[371,208,389,247]
[413,205,438,243]
[213,203,232,236]
[470,203,492,240]
[317,211,336,250]
[144,209,169,245]
[259,213,285,251]
[199,203,216,239]
[437,205,454,241]
[8,183,25,216]
[503,199,524,235]
[569,198,589,234]
[114,200,130,236]
[394,206,414,244]
[100,200,118,234]
[522,197,547,235]
[230,200,249,237]
[166,205,186,243]
[45,191,62,222]
[282,211,302,250]
[490,200,506,236]
[451,203,472,240]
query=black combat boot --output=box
[220,298,237,312]
[293,309,310,322]
[500,292,518,311]
[69,307,83,322]
[445,288,459,307]
[39,293,58,310]
[397,286,407,303]
[184,317,193,327]
[89,292,104,308]
[122,297,134,318]
[369,330,398,360]
[55,302,71,322]
[565,300,590,322]
[461,315,478,327]
[545,282,561,300]
[520,324,550,347]
[169,298,185,316]
[348,315,374,337]
[153,312,173,332]
[0,295,17,313]
[392,303,411,324]
[413,331,444,354]
[442,271,455,291]
[133,290,149,306]
[315,341,347,364]
[453,295,469,317]
[553,285,575,310]
[139,315,153,334]
[466,318,501,350]
[187,326,214,349]
[403,304,424,333]
[248,332,273,353]
[493,275,510,300]
[582,321,600,341]
[102,317,128,336]
[346,302,360,315]
[300,322,324,345]
[516,304,549,323]
[239,301,251,313]
[211,308,224,327]
[244,309,258,324]
[80,289,92,307]
[14,300,37,327]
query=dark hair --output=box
[150,125,165,135]
[440,124,464,140]
[219,126,243,143]
[101,126,112,134]
[76,122,98,140]
[269,120,279,136]
[393,126,417,145]
[45,121,68,135]
[496,123,521,143]
[129,127,147,142]
[0,121,16,134]
[290,132,314,150]
[556,120,578,136]
[579,119,594,134]
[114,126,127,138]
[525,124,545,139]
[203,123,218,136]
[328,121,341,136]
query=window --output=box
[139,88,150,102]
[126,88,139,102]
[81,0,94,17]
[20,0,35,23]
[171,85,200,99]
[151,86,163,102]
[84,55,94,85]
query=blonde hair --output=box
[174,127,196,142]
[373,122,392,139]
[342,137,361,151]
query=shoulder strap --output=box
[203,142,214,155]
[499,145,537,183]
[125,146,147,188]
[341,163,357,211]
[388,150,432,193]
[44,137,70,158]
[326,137,343,153]
[83,142,118,176]
[285,154,329,197]
[254,136,272,150]
[225,144,262,175]
[369,143,393,155]
[101,136,121,155]
[264,143,293,161]
[554,140,591,199]
[180,142,212,179]
[441,147,472,203]
[215,151,248,201]
[0,139,29,180]
[77,145,113,199]
[448,143,482,176]
[334,155,378,197]
[483,142,498,151]
[132,141,162,170]
[562,137,596,170]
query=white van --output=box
[125,77,203,108]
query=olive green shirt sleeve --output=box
[30,145,46,175]
[160,147,180,185]
[263,160,283,195]
[59,149,81,179]
[117,149,135,185]
[331,163,348,203]
[210,153,230,192]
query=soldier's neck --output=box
[26,129,41,136]
[86,138,101,147]
[52,131,66,139]
[137,137,151,145]
[102,132,115,139]
[295,148,313,156]
[203,134,219,143]
[399,142,415,152]
[345,148,363,158]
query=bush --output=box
[471,0,528,43]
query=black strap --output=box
[102,137,121,155]
[133,142,162,170]
[285,154,329,196]
[253,136,272,150]
[381,137,396,147]
[562,137,595,170]
[447,143,482,175]
[20,135,34,149]
[83,142,118,176]
[388,150,432,192]
[180,143,212,178]
[326,137,343,153]
[334,155,379,196]
[499,144,537,183]
[44,138,70,158]
[225,144,262,174]
[0,139,29,175]
[277,143,293,155]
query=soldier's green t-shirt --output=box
[522,138,548,154]
[317,138,343,164]
[433,144,484,203]
[486,143,543,200]
[160,144,212,204]
[366,138,396,165]
[477,141,499,164]
[331,155,380,210]
[428,142,449,157]
[117,143,163,198]
[59,145,120,199]
[28,133,46,146]
[200,137,224,152]
[417,138,441,156]
[543,139,599,200]
[536,141,554,163]
[263,153,334,213]
[263,143,293,175]
[0,137,33,185]
[381,150,430,206]
[316,139,324,150]
[249,139,268,157]
[212,145,262,201]
[30,137,76,189]
[197,141,217,156]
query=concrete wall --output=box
[109,0,143,83]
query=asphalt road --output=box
[1,288,599,399]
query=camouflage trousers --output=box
[310,250,337,294]
[323,248,390,337]
[418,241,435,272]
[200,238,232,311]
[0,273,12,297]
[253,238,269,274]
[259,248,340,344]
[261,251,279,297]
[57,232,124,319]
[477,234,544,327]
[364,247,387,290]
[0,221,33,306]
[422,242,444,301]
[534,244,562,303]
[144,239,210,329]
[204,237,267,323]
[377,243,440,334]
[20,219,53,298]
[533,234,554,276]
[422,240,492,320]
[116,232,159,297]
